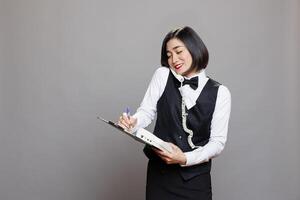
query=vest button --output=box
[179,136,182,139]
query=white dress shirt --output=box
[132,67,231,167]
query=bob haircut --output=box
[161,26,209,73]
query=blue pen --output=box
[125,107,132,129]
[125,107,131,119]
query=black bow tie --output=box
[183,77,198,90]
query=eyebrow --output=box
[166,45,184,53]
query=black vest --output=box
[144,70,221,180]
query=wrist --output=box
[179,154,187,165]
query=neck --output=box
[183,69,201,78]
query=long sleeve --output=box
[132,67,169,131]
[182,85,231,167]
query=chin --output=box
[178,70,189,76]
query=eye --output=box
[176,50,183,54]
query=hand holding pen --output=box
[118,107,137,132]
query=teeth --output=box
[175,64,182,69]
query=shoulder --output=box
[218,85,231,97]
[153,67,169,77]
[151,67,170,82]
[207,77,231,102]
[217,85,231,103]
[207,78,231,97]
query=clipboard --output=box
[97,116,172,153]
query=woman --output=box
[118,26,231,200]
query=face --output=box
[166,38,195,77]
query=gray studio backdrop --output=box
[1,0,299,200]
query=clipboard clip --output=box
[97,116,125,132]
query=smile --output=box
[174,64,183,70]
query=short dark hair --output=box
[161,26,209,72]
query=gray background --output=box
[1,0,299,200]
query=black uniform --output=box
[144,71,220,200]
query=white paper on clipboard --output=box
[97,116,172,153]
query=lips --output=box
[174,63,183,70]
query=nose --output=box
[171,53,179,64]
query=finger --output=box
[152,148,164,156]
[153,149,172,159]
[118,116,130,129]
[122,114,132,129]
[127,116,133,129]
[153,151,175,164]
[152,148,166,155]
[156,153,170,161]
[162,157,174,165]
[168,143,179,150]
[117,121,128,130]
[129,117,136,129]
[159,149,172,157]
[117,122,126,130]
[168,143,182,154]
[122,113,131,124]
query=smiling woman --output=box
[118,26,231,200]
[166,38,194,76]
[161,27,209,77]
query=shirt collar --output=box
[170,68,209,110]
[170,68,207,85]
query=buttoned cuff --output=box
[180,152,195,167]
[180,147,207,167]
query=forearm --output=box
[130,68,168,132]
[182,85,231,167]
[131,108,155,132]
[181,139,225,166]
